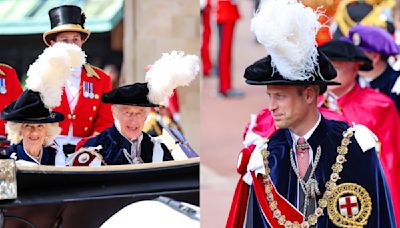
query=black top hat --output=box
[319,40,373,71]
[1,90,64,123]
[244,50,340,89]
[102,83,158,107]
[43,5,91,46]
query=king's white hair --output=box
[251,0,321,81]
[145,51,199,105]
[25,42,86,109]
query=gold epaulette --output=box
[335,0,390,36]
[84,63,101,79]
[0,63,12,76]
[143,113,163,136]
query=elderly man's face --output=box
[113,105,148,140]
[20,124,47,148]
[50,31,83,47]
[266,85,314,130]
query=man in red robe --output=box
[318,40,400,223]
[0,63,22,136]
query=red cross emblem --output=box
[338,195,359,217]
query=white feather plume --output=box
[145,51,199,104]
[251,0,321,81]
[25,43,86,109]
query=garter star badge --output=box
[327,183,372,228]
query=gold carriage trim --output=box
[327,183,372,228]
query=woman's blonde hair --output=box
[5,122,61,146]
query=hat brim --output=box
[7,112,64,124]
[43,24,90,46]
[245,79,341,86]
[107,102,159,107]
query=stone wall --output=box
[122,0,200,152]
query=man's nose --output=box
[268,98,278,111]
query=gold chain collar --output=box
[260,128,354,228]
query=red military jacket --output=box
[0,64,23,136]
[217,0,240,23]
[53,64,113,137]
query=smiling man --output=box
[226,0,395,227]
[43,5,114,157]
[76,83,173,165]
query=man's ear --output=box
[304,86,317,104]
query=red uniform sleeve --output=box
[92,71,113,134]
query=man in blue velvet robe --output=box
[237,55,395,228]
[226,1,395,227]
[76,83,173,165]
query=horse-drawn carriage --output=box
[0,134,199,228]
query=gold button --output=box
[84,127,88,131]
[68,114,72,119]
[93,106,97,111]
[89,117,93,121]
[72,114,76,119]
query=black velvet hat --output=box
[43,5,90,46]
[102,83,158,107]
[244,50,340,89]
[319,40,373,71]
[2,90,64,123]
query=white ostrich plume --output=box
[25,42,86,109]
[145,50,199,104]
[251,0,321,81]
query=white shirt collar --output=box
[290,112,321,145]
[70,67,82,78]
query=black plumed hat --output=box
[244,50,340,89]
[101,83,158,107]
[2,90,64,123]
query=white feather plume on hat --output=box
[25,42,86,109]
[251,0,321,81]
[145,51,199,104]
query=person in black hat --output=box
[226,1,395,227]
[342,25,400,114]
[1,42,85,166]
[319,39,400,224]
[76,83,173,165]
[2,91,64,165]
[43,5,114,157]
[75,51,199,165]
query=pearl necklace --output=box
[260,129,353,227]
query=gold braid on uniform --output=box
[0,63,12,76]
[335,0,394,36]
[143,112,162,136]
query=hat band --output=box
[52,24,85,30]
[23,117,49,121]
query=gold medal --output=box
[327,183,372,228]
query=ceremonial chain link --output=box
[289,146,321,215]
[261,129,354,228]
